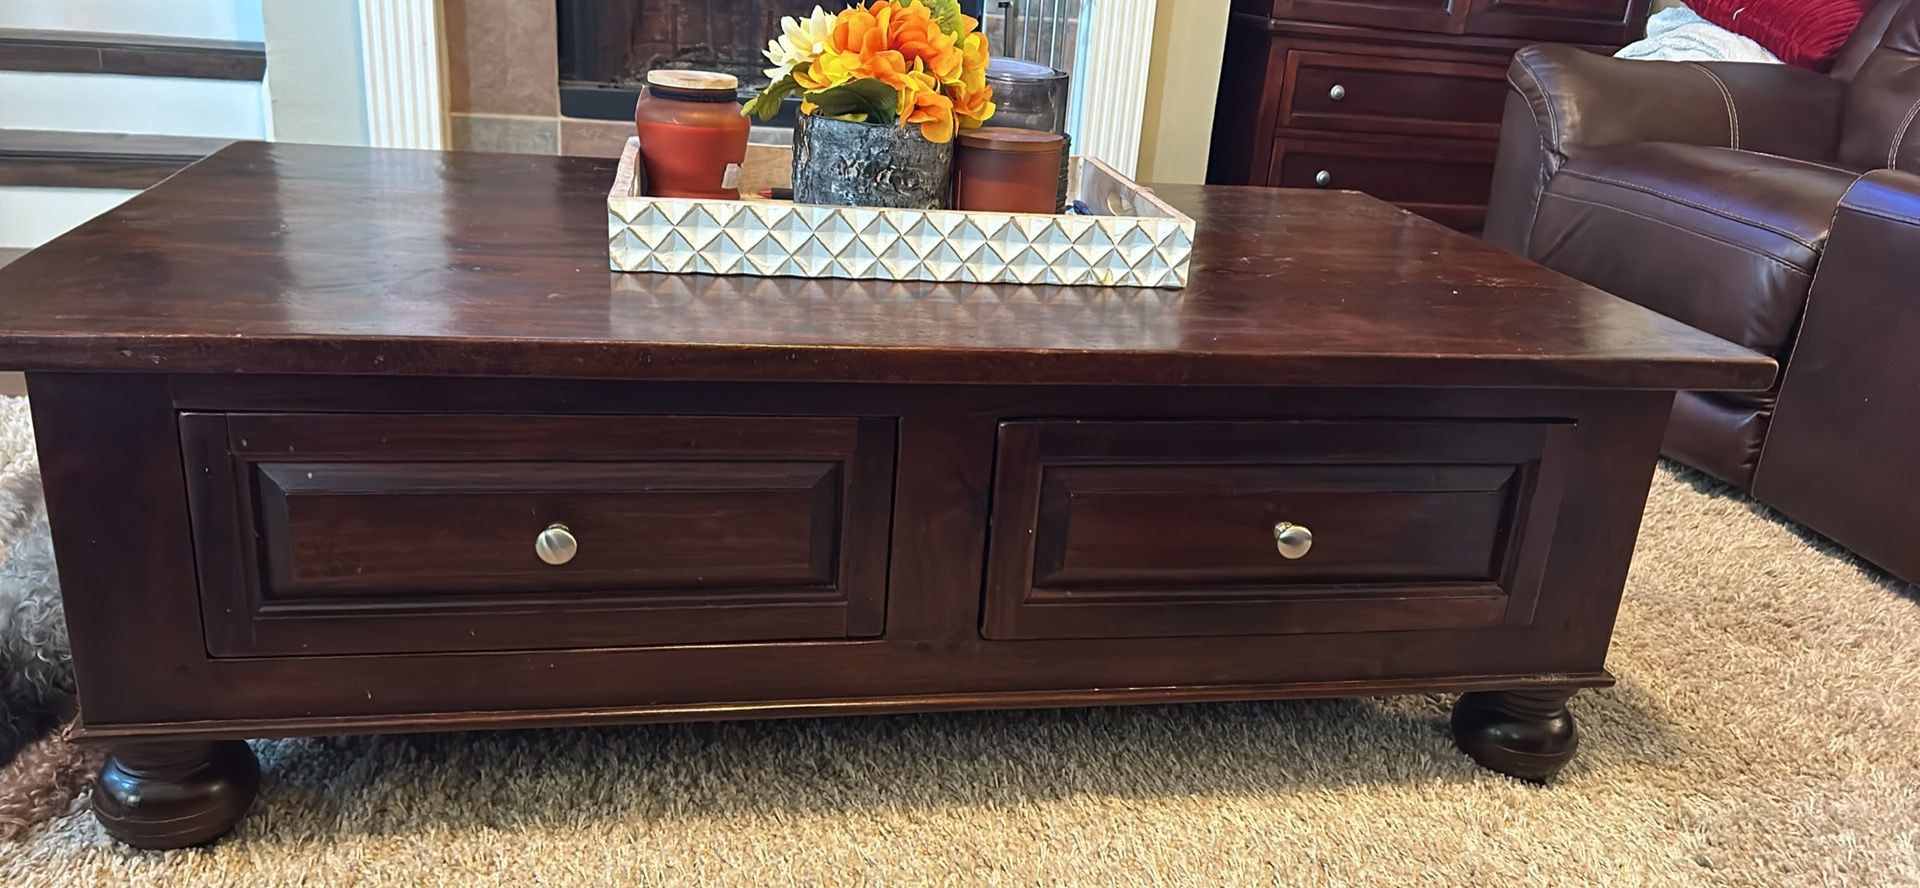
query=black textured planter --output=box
[791,113,954,210]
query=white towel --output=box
[1615,6,1781,63]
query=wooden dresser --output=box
[1208,0,1650,230]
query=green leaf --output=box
[805,79,901,126]
[924,0,967,37]
[742,74,802,121]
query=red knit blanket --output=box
[1685,0,1869,68]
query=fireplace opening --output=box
[556,1,1081,127]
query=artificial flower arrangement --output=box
[744,0,996,143]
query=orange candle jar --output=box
[953,127,1066,214]
[633,70,751,200]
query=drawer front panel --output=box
[1464,0,1648,43]
[984,420,1572,640]
[1261,0,1467,34]
[1035,464,1514,587]
[1269,137,1496,229]
[183,413,896,656]
[257,461,838,596]
[1282,51,1507,140]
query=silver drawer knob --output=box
[535,523,577,566]
[1273,522,1314,559]
[1313,169,1332,187]
[1328,84,1346,102]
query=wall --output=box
[0,0,263,40]
[1136,0,1231,184]
[0,71,265,137]
[0,0,268,253]
[259,0,369,146]
[0,0,268,138]
[0,187,142,249]
[0,0,270,395]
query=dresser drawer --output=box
[1281,51,1507,140]
[1269,136,1496,229]
[1242,0,1468,35]
[1464,0,1648,44]
[982,420,1572,640]
[181,413,896,656]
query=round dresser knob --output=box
[1313,169,1333,188]
[1273,522,1314,559]
[535,522,577,566]
[1328,83,1347,102]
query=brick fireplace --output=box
[559,0,820,90]
[447,0,981,157]
[556,0,838,125]
[444,0,825,158]
[443,0,1076,160]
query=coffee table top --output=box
[0,142,1772,390]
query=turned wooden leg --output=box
[1451,688,1579,784]
[92,740,260,849]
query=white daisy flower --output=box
[762,6,837,80]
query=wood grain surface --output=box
[0,142,1772,390]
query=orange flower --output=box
[885,1,964,84]
[950,85,994,131]
[958,27,988,84]
[797,3,910,91]
[901,68,956,142]
[779,0,993,142]
[949,30,994,129]
[793,46,862,90]
[836,2,893,55]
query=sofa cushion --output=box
[1529,142,1861,358]
[1833,0,1919,81]
[1837,0,1920,172]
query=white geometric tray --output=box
[608,137,1195,289]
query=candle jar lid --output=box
[985,58,1065,82]
[957,127,1066,154]
[645,69,739,101]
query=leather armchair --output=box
[1485,0,1920,585]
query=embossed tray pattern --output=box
[608,137,1195,289]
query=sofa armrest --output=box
[1510,45,1845,160]
[1484,45,1847,256]
[1822,168,1920,229]
[1751,169,1920,584]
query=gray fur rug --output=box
[0,395,91,844]
[0,395,69,761]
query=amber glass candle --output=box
[633,70,751,200]
[953,127,1067,214]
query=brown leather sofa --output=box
[1485,0,1920,585]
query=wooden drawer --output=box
[181,413,896,656]
[1464,0,1649,44]
[1247,0,1468,36]
[1281,51,1507,140]
[1237,0,1643,41]
[1269,136,1496,229]
[982,420,1572,640]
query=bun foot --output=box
[1451,689,1578,784]
[93,740,260,849]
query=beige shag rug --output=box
[1,433,1916,884]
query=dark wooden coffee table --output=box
[0,143,1772,849]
